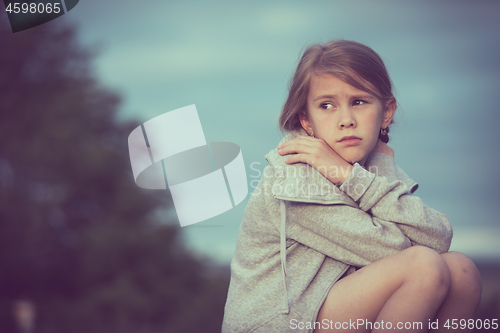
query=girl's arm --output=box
[281,161,452,267]
[339,160,453,252]
[362,151,450,247]
[282,199,413,267]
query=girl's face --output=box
[300,73,395,166]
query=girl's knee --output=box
[441,251,482,305]
[402,246,451,294]
[403,246,448,273]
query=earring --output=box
[380,128,387,136]
[309,130,315,138]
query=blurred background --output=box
[0,0,499,332]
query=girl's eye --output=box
[321,103,334,110]
[353,100,367,106]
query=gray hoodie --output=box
[222,128,453,333]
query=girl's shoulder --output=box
[364,152,419,195]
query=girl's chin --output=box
[340,154,364,164]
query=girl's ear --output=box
[299,111,312,134]
[382,98,397,128]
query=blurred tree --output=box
[0,16,228,333]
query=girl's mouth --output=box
[339,137,362,146]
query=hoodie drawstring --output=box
[280,200,289,314]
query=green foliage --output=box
[0,17,228,333]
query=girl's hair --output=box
[279,40,395,143]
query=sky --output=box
[15,0,500,264]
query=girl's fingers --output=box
[278,142,312,156]
[284,153,308,164]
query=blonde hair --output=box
[278,40,395,143]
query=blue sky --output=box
[59,0,500,263]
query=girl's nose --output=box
[337,107,356,129]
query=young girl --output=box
[222,40,482,333]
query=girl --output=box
[222,40,482,333]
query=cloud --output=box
[96,42,291,84]
[258,5,311,35]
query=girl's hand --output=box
[277,135,353,184]
[371,139,395,157]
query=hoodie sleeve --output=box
[339,156,453,254]
[284,199,413,267]
[282,155,452,267]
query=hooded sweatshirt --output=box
[222,128,453,333]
